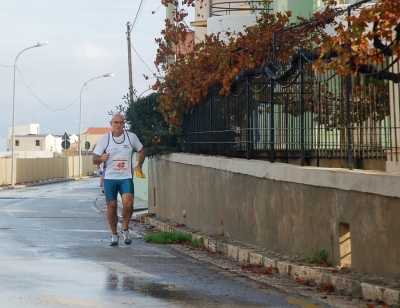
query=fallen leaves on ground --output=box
[137,213,155,222]
[295,277,311,286]
[317,283,334,292]
[170,223,185,228]
[239,264,276,275]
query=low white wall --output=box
[149,153,400,279]
[0,155,98,186]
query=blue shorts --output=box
[104,178,134,202]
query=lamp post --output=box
[79,73,114,178]
[11,41,49,187]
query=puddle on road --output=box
[0,257,269,308]
[102,264,269,308]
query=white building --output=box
[8,123,40,137]
[4,124,79,157]
[189,0,378,42]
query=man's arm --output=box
[93,154,102,166]
[133,147,147,171]
[93,153,110,165]
[138,147,147,164]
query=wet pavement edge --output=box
[142,216,400,307]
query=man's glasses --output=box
[113,121,125,125]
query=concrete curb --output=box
[144,216,400,306]
[0,178,76,190]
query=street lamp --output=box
[79,73,114,178]
[11,41,49,187]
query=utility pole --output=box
[126,22,134,104]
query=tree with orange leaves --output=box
[152,0,400,130]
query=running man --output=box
[93,113,146,246]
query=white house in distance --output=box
[5,124,112,156]
[81,127,112,151]
[5,124,78,158]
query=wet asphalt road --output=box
[0,179,329,308]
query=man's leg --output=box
[121,193,134,231]
[106,200,119,234]
[104,179,120,246]
[118,179,134,245]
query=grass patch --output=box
[191,236,204,247]
[145,231,192,244]
[305,248,328,265]
[391,300,400,308]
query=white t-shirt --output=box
[93,131,143,180]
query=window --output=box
[15,140,19,146]
[36,140,40,146]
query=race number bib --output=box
[112,157,128,172]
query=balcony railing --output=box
[210,1,273,16]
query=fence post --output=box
[300,53,305,166]
[196,105,199,154]
[270,32,277,163]
[246,76,251,159]
[345,74,353,170]
[210,93,213,155]
[346,6,354,170]
[226,97,230,157]
[183,116,187,152]
[269,77,275,163]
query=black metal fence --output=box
[184,57,399,169]
[183,2,400,170]
[210,1,273,16]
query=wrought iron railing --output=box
[184,0,400,170]
[210,1,273,16]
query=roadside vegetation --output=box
[305,248,329,265]
[145,231,203,247]
[152,0,400,131]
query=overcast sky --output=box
[0,1,186,151]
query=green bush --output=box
[125,92,182,156]
[305,248,328,264]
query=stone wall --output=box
[148,153,400,279]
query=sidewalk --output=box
[94,195,400,306]
[142,215,400,307]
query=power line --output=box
[130,0,146,33]
[176,2,201,42]
[16,66,75,112]
[152,3,163,14]
[15,67,120,113]
[86,85,124,99]
[130,43,156,75]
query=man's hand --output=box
[93,153,110,165]
[132,163,143,173]
[101,153,110,162]
[133,164,146,179]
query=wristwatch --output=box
[138,162,143,166]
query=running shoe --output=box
[109,233,119,246]
[121,229,132,245]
